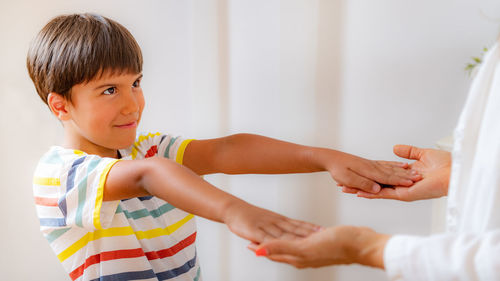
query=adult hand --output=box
[251,226,390,269]
[223,200,320,244]
[343,145,451,201]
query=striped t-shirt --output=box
[33,132,201,281]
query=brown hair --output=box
[27,13,143,105]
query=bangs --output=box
[28,13,143,104]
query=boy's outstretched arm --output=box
[104,157,318,243]
[183,134,421,193]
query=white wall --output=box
[0,0,498,280]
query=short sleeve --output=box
[127,132,193,164]
[34,152,121,231]
[158,135,194,164]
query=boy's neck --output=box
[63,130,119,158]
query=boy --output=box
[27,13,420,281]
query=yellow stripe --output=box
[135,214,194,240]
[176,139,194,164]
[131,132,161,160]
[57,214,194,262]
[73,150,85,156]
[33,177,60,186]
[93,159,120,229]
[57,226,134,262]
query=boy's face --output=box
[57,70,145,157]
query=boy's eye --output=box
[103,87,116,95]
[132,79,141,88]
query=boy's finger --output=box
[341,172,380,193]
[286,219,322,233]
[341,186,359,194]
[277,220,314,237]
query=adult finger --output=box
[357,187,409,201]
[256,239,303,257]
[393,145,423,161]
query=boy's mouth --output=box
[115,121,137,129]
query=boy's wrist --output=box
[306,147,337,172]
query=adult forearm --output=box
[141,157,246,223]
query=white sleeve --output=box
[384,231,500,281]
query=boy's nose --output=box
[122,90,141,115]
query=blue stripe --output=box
[39,218,66,227]
[90,269,156,281]
[75,158,100,227]
[46,228,70,243]
[120,203,176,220]
[157,252,197,280]
[121,196,153,202]
[40,151,63,164]
[163,136,179,159]
[60,156,86,217]
[194,267,201,281]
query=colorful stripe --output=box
[60,157,87,217]
[46,228,71,244]
[194,267,201,281]
[176,139,194,164]
[34,196,58,206]
[134,214,194,240]
[76,158,100,227]
[145,232,196,260]
[120,203,176,220]
[93,159,120,229]
[57,214,194,262]
[69,248,147,280]
[70,232,196,280]
[33,177,60,186]
[90,269,156,281]
[58,226,135,262]
[40,218,66,227]
[164,136,179,159]
[156,252,197,280]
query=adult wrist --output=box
[353,227,391,269]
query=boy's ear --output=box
[47,93,71,121]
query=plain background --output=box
[1,0,499,280]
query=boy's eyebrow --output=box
[93,73,143,90]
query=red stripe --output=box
[69,248,146,280]
[68,232,196,280]
[34,196,58,206]
[145,232,197,260]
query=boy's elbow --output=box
[104,158,162,201]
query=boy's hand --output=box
[222,200,320,244]
[343,145,451,201]
[319,150,421,193]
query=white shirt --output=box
[384,42,500,280]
